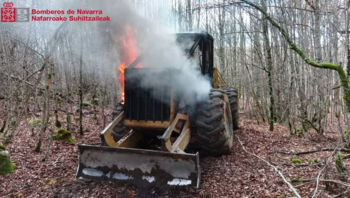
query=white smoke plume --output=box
[97,0,212,105]
[1,0,212,106]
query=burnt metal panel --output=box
[124,68,171,122]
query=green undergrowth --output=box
[10,120,16,126]
[294,129,303,136]
[291,158,302,164]
[335,155,345,172]
[52,129,75,144]
[34,141,41,152]
[335,154,346,181]
[55,119,62,128]
[0,121,6,133]
[291,178,301,183]
[345,130,350,139]
[92,98,99,105]
[339,153,347,157]
[0,145,16,175]
[55,111,61,128]
[82,101,91,107]
[345,142,350,149]
[28,119,42,127]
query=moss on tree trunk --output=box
[0,146,15,175]
[52,129,75,144]
[242,0,350,138]
[0,120,6,133]
[34,140,41,152]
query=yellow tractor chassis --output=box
[76,112,201,187]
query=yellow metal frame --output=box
[124,120,171,129]
[101,112,143,148]
[213,67,228,88]
[101,112,192,153]
[101,112,124,147]
[161,113,191,153]
[213,68,219,88]
[115,130,143,148]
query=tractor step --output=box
[76,144,201,188]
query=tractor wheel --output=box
[196,89,234,156]
[224,88,239,130]
[111,102,127,142]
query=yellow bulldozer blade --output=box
[76,144,201,188]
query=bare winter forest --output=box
[2,0,350,197]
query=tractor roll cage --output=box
[128,32,214,82]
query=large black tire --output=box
[224,88,239,130]
[196,89,234,156]
[111,102,128,142]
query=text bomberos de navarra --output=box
[31,9,110,21]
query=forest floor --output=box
[1,107,349,198]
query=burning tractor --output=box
[76,32,239,188]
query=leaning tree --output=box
[241,0,350,142]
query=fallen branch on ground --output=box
[278,147,350,155]
[236,135,301,198]
[293,181,314,188]
[341,154,350,159]
[312,145,339,198]
[334,190,350,198]
[292,178,350,188]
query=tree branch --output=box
[236,135,301,198]
[278,147,350,155]
[304,0,316,11]
[312,145,339,198]
[292,178,350,188]
[240,0,350,113]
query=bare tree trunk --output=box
[196,0,201,30]
[261,0,274,131]
[34,59,51,152]
[314,1,322,62]
[178,0,183,32]
[346,0,350,77]
[346,0,350,141]
[218,0,226,74]
[79,31,84,136]
[42,60,56,161]
[186,0,193,31]
[242,0,350,138]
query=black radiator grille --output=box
[124,68,171,122]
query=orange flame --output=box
[117,26,140,104]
